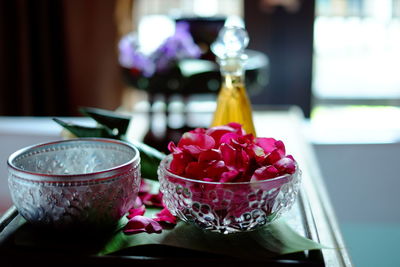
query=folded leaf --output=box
[79,107,131,136]
[53,118,116,138]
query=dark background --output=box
[0,0,315,117]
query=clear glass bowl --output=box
[158,155,301,234]
[7,138,141,230]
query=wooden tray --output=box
[0,190,323,266]
[0,107,352,266]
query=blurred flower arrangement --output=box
[118,21,202,91]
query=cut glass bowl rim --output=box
[7,138,140,180]
[159,154,300,186]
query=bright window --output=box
[313,0,400,101]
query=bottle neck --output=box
[219,57,245,77]
[222,73,244,89]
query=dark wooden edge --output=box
[0,249,325,267]
[0,206,17,232]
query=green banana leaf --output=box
[53,118,116,139]
[129,139,165,181]
[99,218,324,260]
[11,211,323,261]
[79,107,131,137]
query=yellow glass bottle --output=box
[210,26,257,136]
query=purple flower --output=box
[118,21,202,78]
[151,22,201,73]
[118,34,155,77]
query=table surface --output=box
[0,106,353,266]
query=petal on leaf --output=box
[124,216,162,234]
[126,205,146,219]
[142,192,164,208]
[154,208,177,225]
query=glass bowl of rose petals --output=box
[158,123,301,234]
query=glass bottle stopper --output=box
[211,26,249,59]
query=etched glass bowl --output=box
[158,155,301,234]
[7,138,141,230]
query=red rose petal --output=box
[227,122,246,135]
[185,161,205,178]
[133,195,143,208]
[178,132,215,151]
[256,137,277,154]
[275,140,286,155]
[167,123,296,182]
[181,145,204,155]
[126,205,146,219]
[205,160,228,178]
[169,151,193,175]
[198,149,221,162]
[220,143,237,167]
[219,132,242,146]
[142,192,164,207]
[248,144,267,164]
[275,156,296,174]
[192,127,206,134]
[265,149,283,164]
[154,208,177,225]
[205,124,243,145]
[251,165,279,182]
[139,179,151,194]
[124,216,162,234]
[168,141,180,153]
[220,169,240,183]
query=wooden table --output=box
[0,106,352,266]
